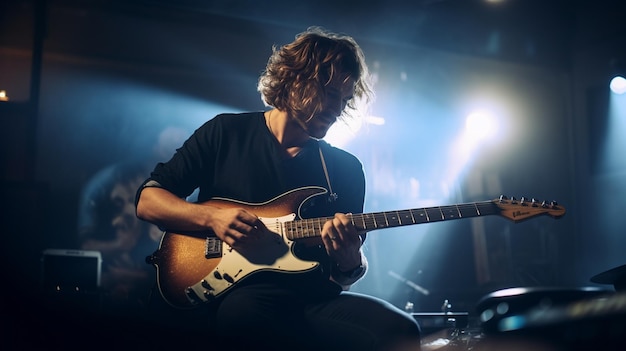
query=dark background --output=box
[1,0,625,330]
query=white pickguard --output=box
[186,213,319,304]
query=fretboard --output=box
[285,201,500,240]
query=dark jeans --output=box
[213,281,422,351]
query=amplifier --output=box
[40,249,102,293]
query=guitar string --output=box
[289,202,501,238]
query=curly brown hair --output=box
[258,27,374,122]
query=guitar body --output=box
[150,186,328,309]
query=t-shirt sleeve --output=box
[136,117,220,203]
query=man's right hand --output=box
[208,207,266,249]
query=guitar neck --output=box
[285,200,500,240]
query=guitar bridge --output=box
[205,237,222,259]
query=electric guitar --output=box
[148,186,565,309]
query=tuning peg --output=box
[550,201,558,207]
[499,195,507,202]
[520,197,529,206]
[531,198,539,207]
[541,200,548,208]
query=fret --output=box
[298,221,306,238]
[440,205,461,220]
[362,213,378,229]
[398,210,415,225]
[297,219,308,238]
[373,213,380,228]
[477,202,499,216]
[378,210,403,228]
[353,214,363,231]
[304,219,311,238]
[459,204,480,218]
[370,213,382,228]
[412,208,429,223]
[286,221,296,239]
[285,221,292,238]
[425,207,442,222]
[308,218,314,237]
[298,221,304,238]
[315,218,324,238]
[408,209,416,223]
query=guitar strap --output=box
[318,144,338,203]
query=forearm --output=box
[136,186,216,232]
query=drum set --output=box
[416,264,626,351]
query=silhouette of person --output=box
[77,126,189,313]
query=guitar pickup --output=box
[201,279,214,291]
[205,237,222,259]
[185,287,201,305]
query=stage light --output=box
[325,114,362,148]
[0,90,8,101]
[465,110,498,143]
[609,58,626,95]
[610,76,626,95]
[443,108,503,188]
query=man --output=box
[135,27,421,350]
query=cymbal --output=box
[591,264,626,291]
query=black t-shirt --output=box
[139,111,366,295]
[148,112,365,216]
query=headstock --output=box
[494,196,565,223]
